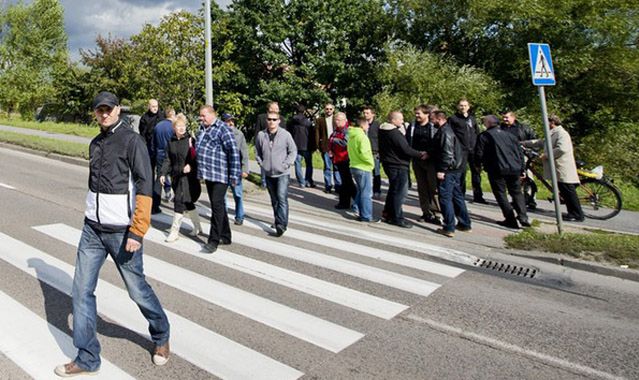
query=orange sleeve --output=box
[129,194,152,241]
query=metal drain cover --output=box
[474,258,538,279]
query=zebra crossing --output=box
[0,203,472,379]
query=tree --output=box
[373,45,505,119]
[0,0,68,118]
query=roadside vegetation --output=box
[505,227,639,269]
[0,131,88,159]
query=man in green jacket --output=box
[348,117,376,222]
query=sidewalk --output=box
[2,123,637,280]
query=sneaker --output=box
[422,215,442,225]
[54,362,99,377]
[275,225,286,237]
[357,217,382,223]
[153,342,170,366]
[202,243,217,253]
[393,220,413,229]
[435,228,455,238]
[234,219,244,226]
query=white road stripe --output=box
[34,223,364,353]
[0,182,15,190]
[242,203,478,266]
[0,289,134,380]
[151,213,407,319]
[241,215,464,278]
[0,232,303,380]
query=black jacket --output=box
[500,121,537,142]
[432,123,464,173]
[159,136,201,205]
[406,121,437,153]
[448,113,479,152]
[85,118,153,242]
[287,113,313,151]
[378,123,422,169]
[139,110,164,146]
[475,126,525,176]
[366,120,381,153]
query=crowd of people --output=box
[55,90,585,377]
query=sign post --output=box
[528,43,562,234]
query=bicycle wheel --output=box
[576,178,622,220]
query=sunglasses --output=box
[267,118,279,122]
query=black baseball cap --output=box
[92,91,119,110]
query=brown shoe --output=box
[435,228,455,238]
[54,362,99,377]
[153,342,170,366]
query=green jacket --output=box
[347,126,374,171]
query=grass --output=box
[505,227,639,268]
[0,117,98,138]
[0,131,89,159]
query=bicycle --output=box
[521,148,622,220]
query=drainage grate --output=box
[473,259,538,279]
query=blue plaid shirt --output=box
[196,118,241,184]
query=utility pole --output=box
[204,0,213,106]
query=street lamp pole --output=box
[204,0,213,106]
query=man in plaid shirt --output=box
[197,105,241,253]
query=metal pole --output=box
[538,86,563,234]
[204,0,213,106]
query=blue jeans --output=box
[382,165,409,224]
[260,167,267,187]
[294,150,314,186]
[230,180,244,222]
[322,152,341,190]
[265,175,289,229]
[438,171,471,232]
[351,168,373,221]
[72,223,170,371]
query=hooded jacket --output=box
[255,127,298,177]
[378,122,422,169]
[347,126,374,172]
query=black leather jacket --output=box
[433,123,464,173]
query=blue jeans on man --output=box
[265,175,290,232]
[382,165,409,224]
[294,150,314,187]
[351,168,373,221]
[230,179,244,223]
[72,223,170,371]
[322,151,341,192]
[438,171,471,232]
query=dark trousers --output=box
[558,182,584,219]
[265,175,290,229]
[438,171,471,232]
[174,201,196,214]
[460,156,484,200]
[373,155,381,194]
[413,159,440,217]
[205,181,231,246]
[335,161,356,208]
[488,173,528,222]
[382,165,409,224]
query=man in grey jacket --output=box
[222,113,249,225]
[255,111,297,236]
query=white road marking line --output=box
[0,232,303,380]
[0,182,16,190]
[158,212,442,296]
[0,289,134,380]
[241,215,464,278]
[151,213,408,319]
[34,223,364,353]
[242,203,478,266]
[405,314,626,380]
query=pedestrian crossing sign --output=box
[528,43,556,86]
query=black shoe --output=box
[234,219,244,226]
[527,202,537,211]
[323,188,332,194]
[562,215,585,222]
[275,225,286,237]
[308,183,316,188]
[151,208,162,215]
[220,239,231,245]
[394,221,413,229]
[473,197,489,204]
[422,215,442,225]
[497,219,520,229]
[456,224,472,232]
[518,219,532,227]
[202,243,217,253]
[334,204,350,210]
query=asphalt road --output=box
[1,146,638,380]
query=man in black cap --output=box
[55,91,170,377]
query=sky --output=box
[4,0,231,60]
